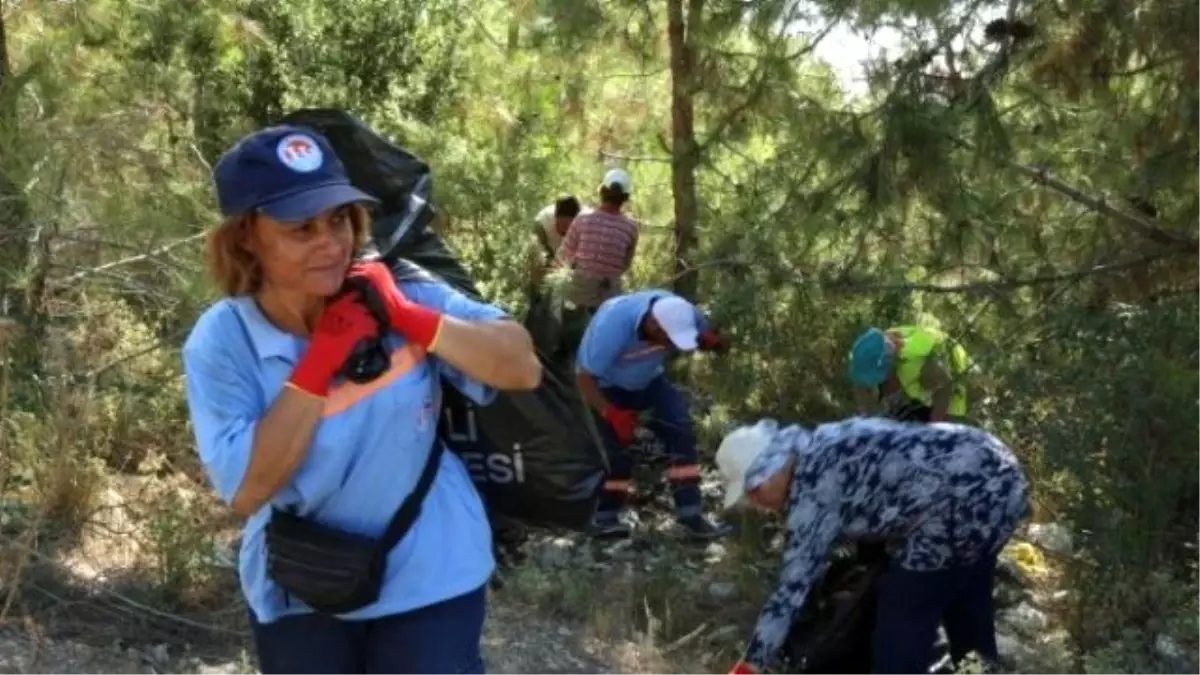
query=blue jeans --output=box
[250,586,487,674]
[595,375,703,518]
[872,555,998,673]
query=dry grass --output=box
[0,318,244,651]
[501,508,782,673]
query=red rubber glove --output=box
[698,328,731,354]
[728,660,757,674]
[346,260,445,351]
[287,290,382,398]
[603,405,639,446]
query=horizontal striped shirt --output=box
[556,208,639,278]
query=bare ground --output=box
[0,593,621,674]
[0,478,685,675]
[0,476,1094,675]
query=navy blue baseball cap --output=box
[212,125,379,222]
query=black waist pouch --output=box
[265,441,444,615]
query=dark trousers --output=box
[557,305,595,364]
[595,375,703,518]
[872,554,998,673]
[250,586,487,674]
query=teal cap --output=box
[848,327,892,387]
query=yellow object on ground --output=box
[1003,541,1048,579]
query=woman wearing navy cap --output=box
[182,125,541,674]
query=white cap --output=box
[650,296,699,350]
[715,421,776,510]
[600,168,632,194]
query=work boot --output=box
[589,511,633,539]
[677,514,734,541]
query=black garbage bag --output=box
[523,293,595,382]
[889,398,934,423]
[522,291,565,366]
[781,546,886,674]
[781,544,952,674]
[278,108,608,531]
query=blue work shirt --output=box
[182,276,505,624]
[576,289,709,392]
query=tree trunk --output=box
[0,11,31,324]
[0,11,8,86]
[0,8,10,318]
[667,0,701,301]
[0,14,66,384]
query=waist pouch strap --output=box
[265,440,445,615]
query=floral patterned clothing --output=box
[741,418,1030,671]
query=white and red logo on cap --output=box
[276,133,324,173]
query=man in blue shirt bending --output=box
[575,289,733,539]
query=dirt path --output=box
[0,593,619,674]
[482,599,618,674]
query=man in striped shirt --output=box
[556,168,640,310]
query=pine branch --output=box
[875,3,1198,254]
[598,149,671,163]
[593,67,671,80]
[827,251,1190,294]
[941,33,1199,252]
[696,7,841,158]
[677,249,1191,296]
[48,232,207,289]
[1005,155,1198,251]
[85,332,184,382]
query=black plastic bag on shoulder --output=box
[277,108,607,531]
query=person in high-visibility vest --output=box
[848,325,970,423]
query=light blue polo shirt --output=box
[576,289,709,392]
[182,276,505,624]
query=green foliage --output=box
[143,489,221,607]
[987,298,1198,665]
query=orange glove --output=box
[698,328,731,354]
[288,289,382,398]
[603,404,639,446]
[346,260,445,350]
[728,660,757,674]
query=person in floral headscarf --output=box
[716,417,1030,674]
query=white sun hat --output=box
[715,420,778,510]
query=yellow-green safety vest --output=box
[886,325,970,416]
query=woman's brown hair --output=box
[204,204,372,296]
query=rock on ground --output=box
[1026,523,1074,556]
